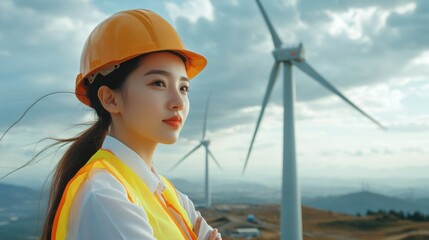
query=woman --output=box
[40,9,222,240]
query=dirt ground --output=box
[197,204,429,240]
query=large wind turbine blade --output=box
[207,147,223,170]
[170,143,203,171]
[255,0,282,48]
[242,61,281,175]
[292,60,387,130]
[202,90,212,141]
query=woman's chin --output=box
[158,134,179,144]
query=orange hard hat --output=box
[75,9,208,107]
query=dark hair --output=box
[39,54,145,240]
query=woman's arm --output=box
[67,169,157,240]
[176,189,222,240]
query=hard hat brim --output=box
[75,48,207,107]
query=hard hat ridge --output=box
[75,9,207,107]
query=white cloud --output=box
[165,0,214,24]
[390,76,427,87]
[347,83,405,113]
[393,2,416,15]
[293,82,404,126]
[325,7,388,43]
[388,114,429,132]
[410,50,429,66]
[323,2,416,44]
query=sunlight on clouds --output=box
[42,17,75,33]
[287,83,405,127]
[388,114,429,132]
[295,102,317,119]
[297,94,363,122]
[324,3,416,43]
[165,0,214,24]
[393,2,416,15]
[325,7,389,42]
[261,104,283,129]
[301,83,404,117]
[390,76,427,87]
[40,16,100,44]
[238,105,261,115]
[410,50,429,66]
[39,12,105,48]
[349,83,404,113]
[392,52,429,98]
[422,83,429,91]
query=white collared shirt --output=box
[66,134,217,240]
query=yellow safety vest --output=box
[52,148,197,240]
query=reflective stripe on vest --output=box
[52,148,197,240]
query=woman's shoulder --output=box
[67,168,138,229]
[67,169,156,239]
[76,168,129,202]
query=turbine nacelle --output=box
[202,140,210,146]
[272,43,305,62]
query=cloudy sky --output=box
[1,0,428,193]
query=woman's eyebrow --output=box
[144,69,189,82]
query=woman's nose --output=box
[168,87,185,111]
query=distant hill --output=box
[170,177,281,206]
[0,183,46,217]
[0,183,38,206]
[171,178,429,215]
[170,178,199,191]
[302,190,429,215]
[0,183,44,239]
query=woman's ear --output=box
[97,86,121,114]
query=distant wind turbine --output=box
[242,1,387,239]
[170,91,222,208]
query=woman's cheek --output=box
[125,88,152,127]
[183,97,190,121]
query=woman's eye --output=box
[150,80,188,92]
[151,80,165,87]
[181,85,190,93]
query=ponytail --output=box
[39,115,110,239]
[38,54,146,239]
[0,52,182,239]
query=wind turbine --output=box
[170,91,222,208]
[242,1,387,239]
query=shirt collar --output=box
[101,134,166,194]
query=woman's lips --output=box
[162,115,182,128]
[163,120,181,128]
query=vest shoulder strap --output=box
[52,152,138,240]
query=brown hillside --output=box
[197,204,429,240]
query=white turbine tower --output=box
[171,92,222,208]
[242,1,387,239]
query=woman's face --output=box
[115,51,190,144]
